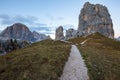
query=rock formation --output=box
[55,26,64,40]
[0,23,50,42]
[65,28,78,40]
[0,23,35,41]
[78,2,114,38]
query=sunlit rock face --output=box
[78,2,114,38]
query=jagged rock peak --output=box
[78,2,114,38]
[55,26,64,40]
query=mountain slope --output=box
[69,32,120,80]
[0,40,71,80]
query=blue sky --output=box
[0,0,120,38]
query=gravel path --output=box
[60,45,89,80]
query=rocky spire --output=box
[78,2,114,38]
[55,26,64,40]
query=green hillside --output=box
[0,33,120,80]
[69,32,120,80]
[0,40,71,80]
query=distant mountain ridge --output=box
[0,23,50,42]
[33,31,51,41]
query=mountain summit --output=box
[78,2,114,38]
[0,23,35,41]
[0,23,49,42]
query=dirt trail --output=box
[60,45,89,80]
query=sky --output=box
[0,0,120,39]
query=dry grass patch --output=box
[69,33,120,80]
[0,40,71,80]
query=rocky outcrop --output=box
[65,28,78,40]
[55,26,64,40]
[78,2,114,38]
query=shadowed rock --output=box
[65,28,78,40]
[55,26,64,40]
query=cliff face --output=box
[0,23,35,41]
[0,23,49,42]
[65,28,78,40]
[78,2,114,38]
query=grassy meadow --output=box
[69,33,120,80]
[0,40,71,80]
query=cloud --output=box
[30,24,55,34]
[62,24,77,30]
[0,14,38,25]
[0,14,11,25]
[0,14,10,20]
[0,14,55,35]
[57,17,64,20]
[13,15,38,24]
[46,14,64,21]
[46,14,54,21]
[0,14,75,38]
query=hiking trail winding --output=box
[60,45,89,80]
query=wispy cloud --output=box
[0,14,38,25]
[13,15,38,24]
[46,14,64,21]
[0,14,76,37]
[0,14,10,20]
[0,14,55,34]
[63,24,77,30]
